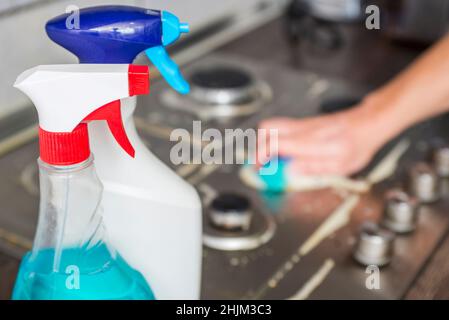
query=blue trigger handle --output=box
[145,46,190,95]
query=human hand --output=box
[257,104,390,176]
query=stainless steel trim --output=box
[203,214,276,251]
[209,208,252,231]
[160,81,272,120]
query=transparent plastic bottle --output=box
[12,156,154,300]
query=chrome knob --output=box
[409,162,439,203]
[353,222,395,267]
[434,146,449,178]
[382,189,419,234]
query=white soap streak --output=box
[239,165,267,189]
[296,140,409,256]
[288,175,369,193]
[366,139,410,185]
[240,165,369,192]
[307,79,330,99]
[251,195,358,299]
[134,118,174,140]
[239,139,410,194]
[188,164,221,185]
[288,259,335,300]
[299,194,360,256]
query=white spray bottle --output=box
[13,64,161,299]
[45,6,202,299]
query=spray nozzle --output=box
[160,11,190,46]
[46,6,190,94]
[14,64,149,164]
[145,10,190,94]
[144,10,191,94]
[180,23,190,33]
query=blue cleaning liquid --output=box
[12,243,155,300]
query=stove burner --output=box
[203,192,276,251]
[211,192,251,212]
[209,193,252,231]
[191,67,252,90]
[160,65,272,119]
[189,67,256,106]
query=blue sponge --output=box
[258,157,291,193]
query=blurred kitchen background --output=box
[0,0,288,117]
[1,0,449,299]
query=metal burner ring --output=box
[203,214,276,251]
[160,81,272,120]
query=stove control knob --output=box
[409,162,440,203]
[382,189,419,234]
[209,193,252,231]
[353,222,395,267]
[434,146,449,178]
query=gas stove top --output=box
[0,53,448,299]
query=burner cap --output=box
[209,193,252,231]
[190,67,253,90]
[204,192,276,251]
[211,193,251,213]
[189,66,257,105]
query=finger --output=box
[276,136,345,158]
[258,112,346,136]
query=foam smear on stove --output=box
[299,194,360,256]
[248,139,410,299]
[239,162,369,192]
[239,139,410,193]
[366,139,410,185]
[296,140,410,258]
[288,259,335,300]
